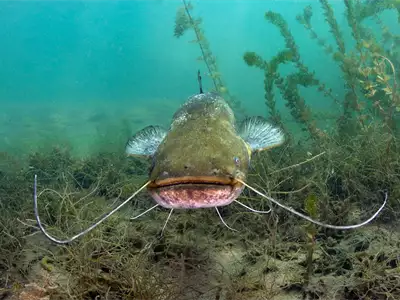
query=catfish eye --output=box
[233,156,240,166]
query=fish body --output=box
[33,93,387,245]
[126,92,284,209]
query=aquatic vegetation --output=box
[244,11,337,140]
[356,0,400,22]
[303,193,318,286]
[245,0,400,140]
[173,0,224,93]
[1,126,400,299]
[174,0,245,118]
[297,0,400,135]
[243,50,292,129]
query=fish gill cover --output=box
[0,0,400,299]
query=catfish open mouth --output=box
[148,176,244,209]
[149,176,237,188]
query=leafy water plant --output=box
[296,0,400,136]
[173,0,245,118]
[243,50,292,129]
[355,0,400,22]
[238,2,400,297]
[1,124,399,299]
[303,193,318,286]
[244,11,338,140]
[244,0,400,141]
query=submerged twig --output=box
[269,152,326,175]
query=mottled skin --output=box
[148,93,251,209]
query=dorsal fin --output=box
[197,70,203,94]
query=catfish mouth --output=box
[148,176,244,209]
[149,176,235,188]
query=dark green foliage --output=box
[174,7,190,38]
[1,126,400,299]
[27,147,73,184]
[244,9,339,139]
[320,0,346,54]
[243,52,264,68]
[174,0,246,120]
[355,0,400,21]
[275,72,321,137]
[243,49,294,128]
[295,0,400,136]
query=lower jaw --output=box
[148,183,244,209]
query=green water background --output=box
[0,0,398,157]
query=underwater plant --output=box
[1,128,397,299]
[244,0,399,140]
[173,0,245,119]
[243,50,292,129]
[298,0,400,135]
[303,193,318,286]
[238,1,400,297]
[244,11,338,140]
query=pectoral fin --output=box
[126,125,167,157]
[239,116,284,152]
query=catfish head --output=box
[126,92,285,209]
